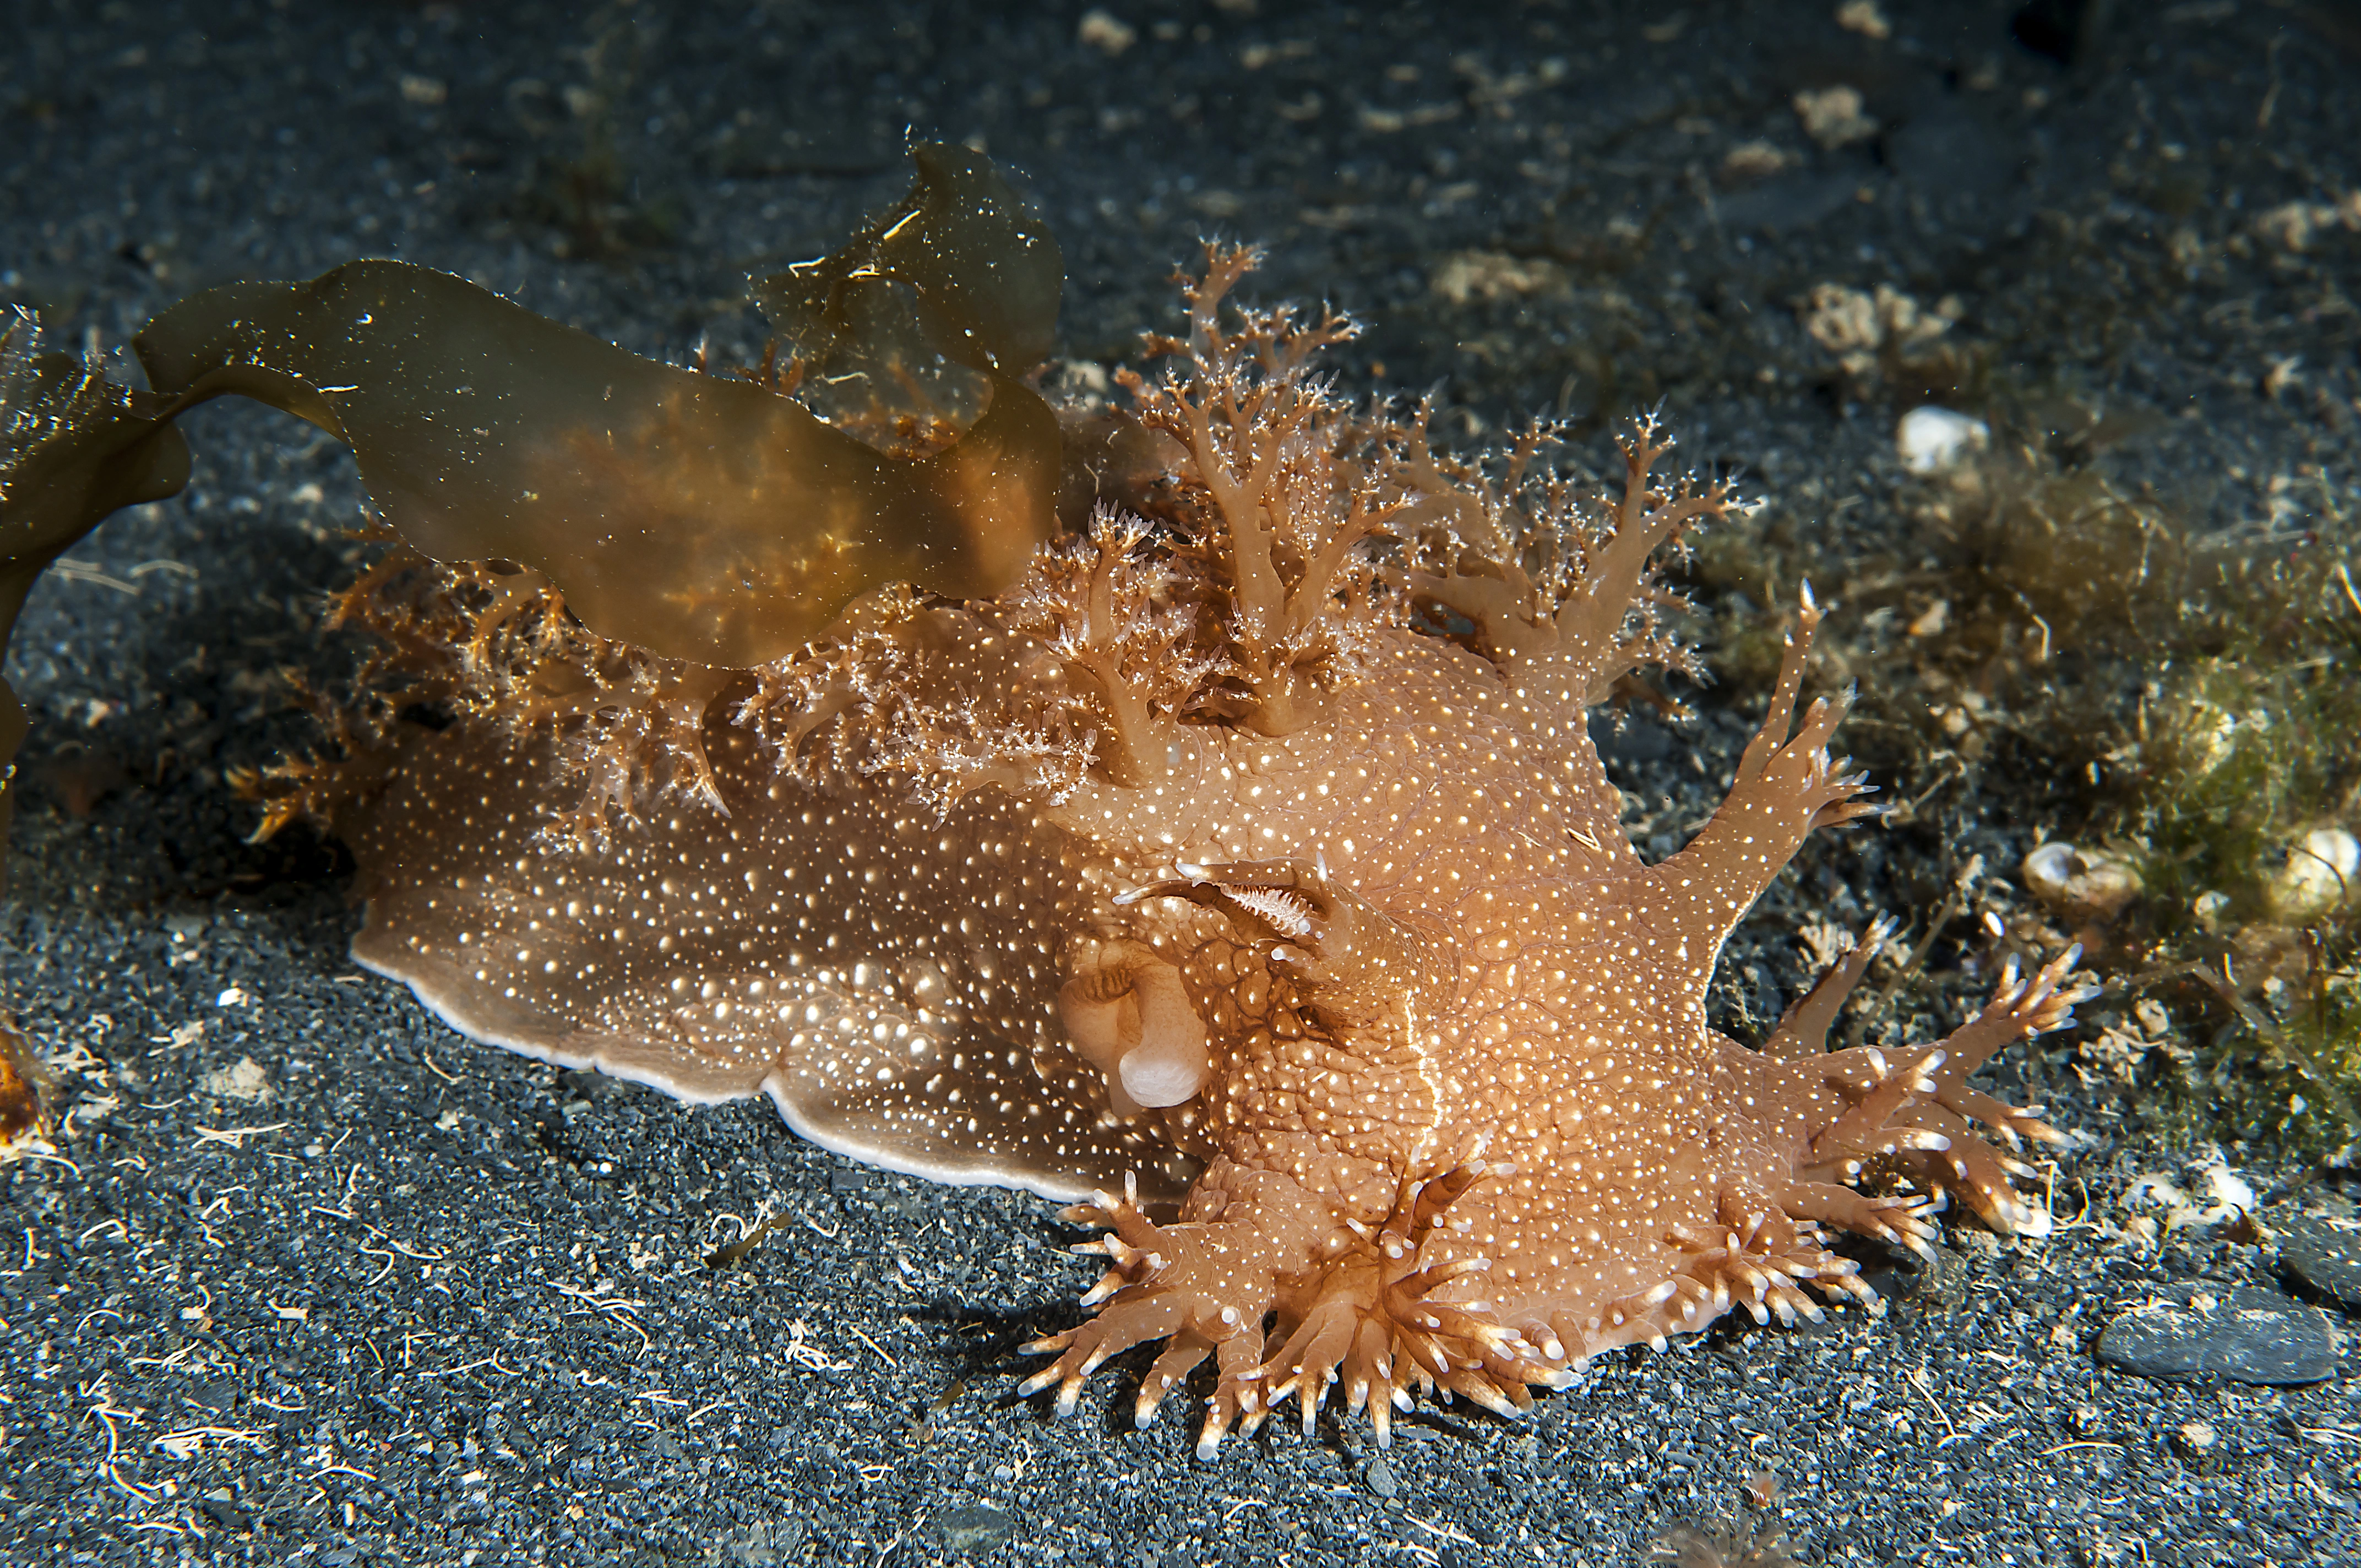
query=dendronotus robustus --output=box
[321,244,2088,1455]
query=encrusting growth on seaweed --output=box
[236,547,743,850]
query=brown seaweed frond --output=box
[1396,410,1728,703]
[0,1012,59,1150]
[0,308,134,505]
[1120,241,1396,735]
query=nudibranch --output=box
[304,243,2088,1454]
[2,146,2088,1453]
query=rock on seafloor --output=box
[2097,1285,2340,1385]
[2281,1211,2361,1313]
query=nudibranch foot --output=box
[1766,943,2091,1244]
[1778,1182,1944,1262]
[1021,1164,1310,1431]
[1029,1156,1553,1453]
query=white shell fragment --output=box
[1897,405,1990,473]
[2021,842,2145,924]
[2267,827,2361,922]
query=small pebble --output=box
[1897,405,1989,473]
[189,1377,240,1411]
[2097,1285,2337,1385]
[1366,1456,1400,1499]
[934,1505,1016,1556]
[558,1068,623,1101]
[2280,1212,2361,1311]
[716,1520,802,1566]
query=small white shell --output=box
[1897,405,1989,474]
[2266,827,2361,922]
[2021,842,2145,924]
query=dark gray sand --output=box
[7,2,2361,1562]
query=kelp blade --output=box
[133,260,1059,667]
[0,140,1066,864]
[754,141,1062,459]
[1,314,193,875]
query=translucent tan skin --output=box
[337,249,2090,1457]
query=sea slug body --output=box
[327,244,2089,1455]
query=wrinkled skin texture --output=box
[331,251,2088,1455]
